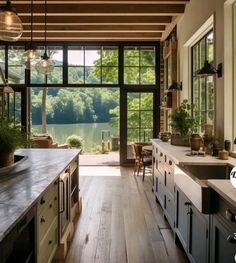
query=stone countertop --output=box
[152,139,236,208]
[151,139,236,166]
[0,148,80,243]
[207,180,236,208]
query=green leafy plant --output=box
[170,100,200,136]
[0,118,29,153]
[66,134,83,148]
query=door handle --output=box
[59,179,65,213]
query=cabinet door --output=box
[211,215,236,263]
[156,172,165,208]
[188,205,209,263]
[175,188,189,251]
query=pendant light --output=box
[22,0,37,70]
[0,66,14,93]
[0,0,23,42]
[35,0,54,74]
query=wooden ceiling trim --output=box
[20,15,172,24]
[22,32,162,38]
[22,25,166,31]
[16,4,186,15]
[13,0,189,3]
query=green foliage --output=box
[66,134,83,148]
[0,118,28,152]
[170,100,200,136]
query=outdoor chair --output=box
[132,142,152,181]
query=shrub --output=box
[66,134,83,148]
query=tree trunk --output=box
[42,87,47,134]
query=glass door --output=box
[120,91,156,164]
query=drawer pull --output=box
[49,203,52,208]
[225,209,236,222]
[48,240,53,245]
[54,181,58,186]
[168,199,170,202]
[40,198,45,205]
[227,235,236,243]
[54,197,58,201]
[40,217,46,223]
[184,202,191,206]
[65,168,70,173]
[169,160,172,165]
[160,153,163,157]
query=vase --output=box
[0,151,14,168]
[190,134,202,151]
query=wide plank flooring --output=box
[65,167,189,263]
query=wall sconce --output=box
[197,60,223,78]
[169,80,182,90]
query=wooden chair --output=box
[132,142,152,181]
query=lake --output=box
[32,123,118,151]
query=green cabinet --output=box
[210,194,236,263]
[175,187,209,263]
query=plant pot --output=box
[170,134,190,146]
[190,133,202,151]
[0,151,14,168]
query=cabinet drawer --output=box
[70,157,78,174]
[157,151,166,174]
[156,175,165,207]
[38,218,58,263]
[38,195,58,243]
[38,180,58,215]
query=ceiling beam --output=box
[20,15,172,24]
[23,24,166,32]
[22,31,162,39]
[13,0,189,3]
[16,4,186,16]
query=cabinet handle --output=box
[184,202,191,206]
[48,240,52,245]
[65,168,70,174]
[227,235,236,243]
[40,198,45,205]
[160,153,163,157]
[49,203,52,208]
[59,179,65,213]
[41,217,46,223]
[225,209,236,222]
[169,160,172,165]
[54,181,58,186]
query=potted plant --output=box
[0,118,28,167]
[169,100,200,146]
[66,134,83,149]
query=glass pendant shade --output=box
[35,52,54,74]
[22,43,38,70]
[0,1,23,42]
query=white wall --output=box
[177,0,226,139]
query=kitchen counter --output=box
[208,180,236,208]
[152,139,236,208]
[151,139,236,166]
[0,148,80,242]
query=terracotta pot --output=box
[190,134,202,151]
[0,151,14,167]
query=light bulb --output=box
[35,53,54,75]
[5,11,12,26]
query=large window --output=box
[192,31,214,132]
[124,46,156,85]
[31,46,63,85]
[68,46,118,85]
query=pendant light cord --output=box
[30,0,33,43]
[44,0,47,53]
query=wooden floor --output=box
[65,167,189,263]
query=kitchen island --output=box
[0,148,80,263]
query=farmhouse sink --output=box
[174,163,233,214]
